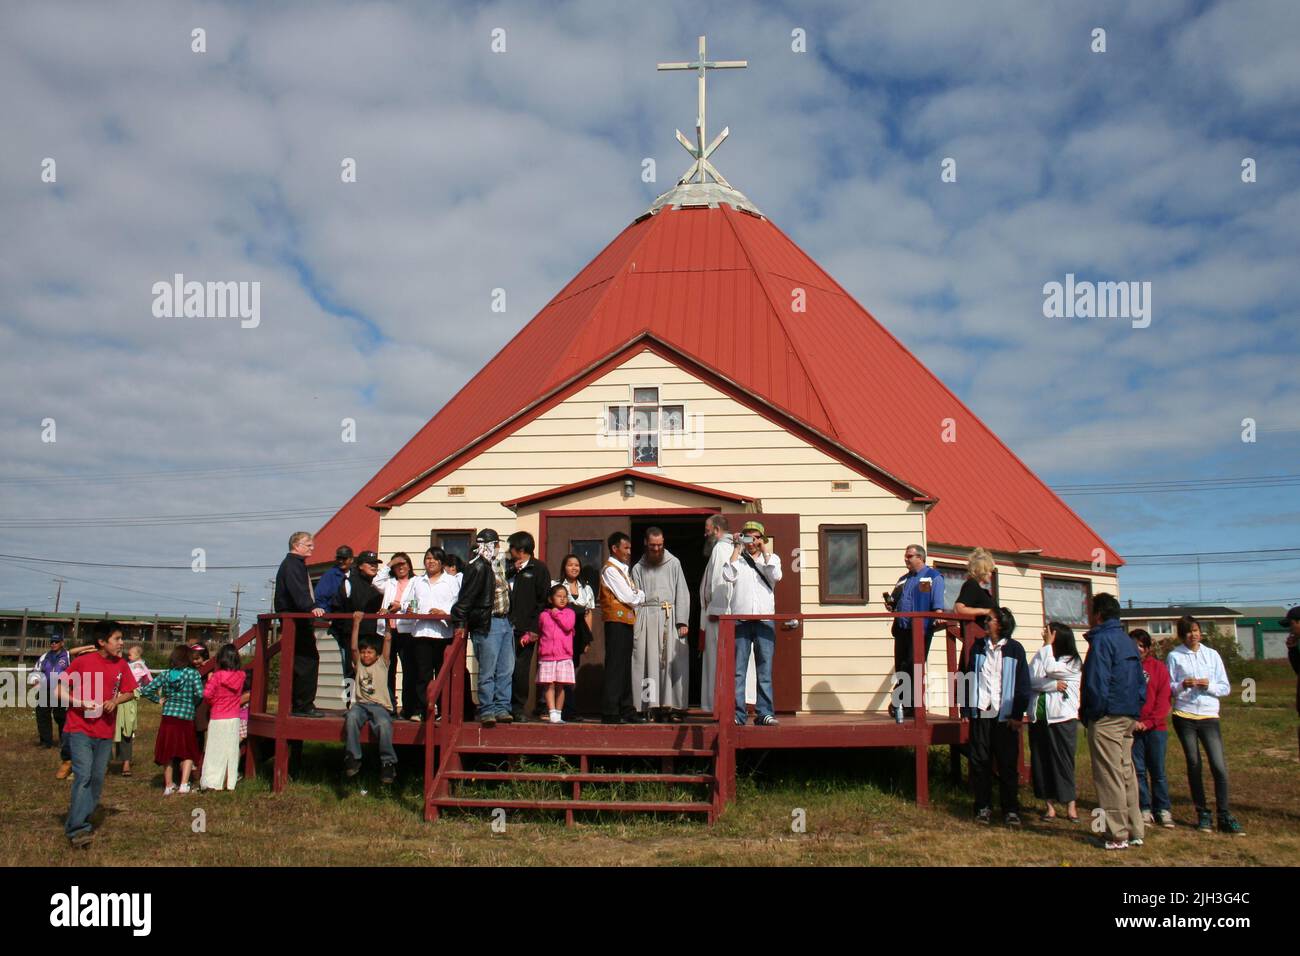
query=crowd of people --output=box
[37,525,1300,850]
[892,546,1297,849]
[270,516,784,759]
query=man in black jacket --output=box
[451,529,514,727]
[506,531,551,722]
[273,531,326,717]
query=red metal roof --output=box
[313,201,1122,568]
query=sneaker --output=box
[548,709,563,724]
[69,831,94,849]
[479,715,497,728]
[734,717,747,726]
[1141,810,1154,825]
[177,783,192,794]
[1157,810,1175,829]
[1102,839,1129,850]
[379,763,397,785]
[1129,837,1144,847]
[163,785,177,796]
[291,708,325,719]
[1196,810,1214,832]
[757,714,779,726]
[1218,813,1245,836]
[975,808,992,825]
[1004,812,1022,827]
[497,712,515,724]
[343,754,361,778]
[55,760,73,780]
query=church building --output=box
[312,39,1121,716]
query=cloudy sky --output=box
[2,0,1298,631]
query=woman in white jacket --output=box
[1166,615,1242,835]
[1028,621,1083,822]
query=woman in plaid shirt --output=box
[137,645,205,794]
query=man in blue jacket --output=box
[314,545,355,679]
[1082,592,1147,849]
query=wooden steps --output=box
[443,770,712,785]
[427,797,714,814]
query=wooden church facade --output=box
[311,43,1120,717]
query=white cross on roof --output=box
[657,36,747,188]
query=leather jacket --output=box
[451,555,495,633]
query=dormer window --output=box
[604,386,687,468]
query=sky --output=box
[2,0,1298,633]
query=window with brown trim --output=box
[818,524,868,604]
[1042,575,1092,628]
[430,529,476,563]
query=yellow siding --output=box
[376,349,1114,714]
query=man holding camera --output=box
[888,544,944,720]
[721,520,783,726]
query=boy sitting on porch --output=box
[345,611,397,785]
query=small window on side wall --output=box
[1043,576,1091,629]
[818,524,867,604]
[430,530,475,563]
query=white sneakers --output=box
[548,709,564,723]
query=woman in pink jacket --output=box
[533,585,576,724]
[1130,629,1173,828]
[200,644,250,791]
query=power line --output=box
[0,507,334,529]
[1055,472,1300,496]
[0,556,237,612]
[0,454,389,486]
[0,553,278,571]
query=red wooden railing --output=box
[712,609,986,812]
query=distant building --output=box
[1119,605,1243,656]
[1231,606,1294,661]
[0,609,232,659]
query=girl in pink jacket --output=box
[536,586,576,723]
[199,644,249,791]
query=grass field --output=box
[3,662,1297,866]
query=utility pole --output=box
[53,577,66,612]
[231,583,245,633]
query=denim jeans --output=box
[1132,728,1171,813]
[65,732,112,839]
[471,617,515,719]
[1172,715,1230,814]
[734,620,775,724]
[345,702,396,765]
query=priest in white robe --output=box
[631,528,691,720]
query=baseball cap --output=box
[740,520,766,538]
[49,628,64,643]
[476,529,500,544]
[356,550,381,565]
[335,545,354,561]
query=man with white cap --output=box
[722,520,783,726]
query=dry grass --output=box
[3,663,1297,866]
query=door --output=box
[544,515,629,716]
[719,512,803,714]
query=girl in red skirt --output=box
[137,645,205,794]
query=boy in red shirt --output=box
[58,620,138,847]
